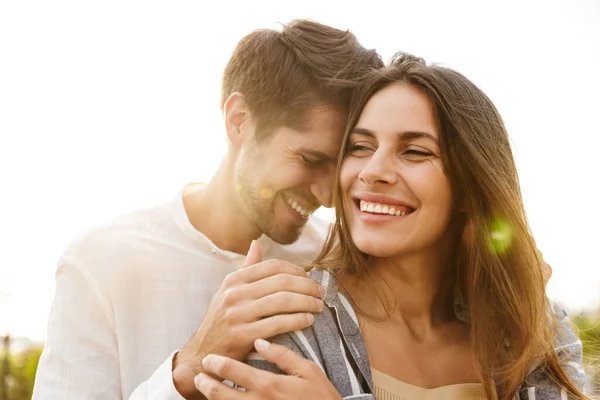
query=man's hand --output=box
[195,339,342,400]
[172,241,326,399]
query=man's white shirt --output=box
[32,190,330,399]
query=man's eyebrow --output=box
[299,148,337,164]
[351,127,439,144]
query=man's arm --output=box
[35,239,324,400]
[128,352,186,400]
[32,259,121,399]
[132,240,326,400]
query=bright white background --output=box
[1,0,599,340]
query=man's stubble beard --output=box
[235,150,305,245]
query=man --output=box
[32,19,383,399]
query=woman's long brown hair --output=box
[314,53,587,399]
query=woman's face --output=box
[340,82,455,259]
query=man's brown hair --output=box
[220,19,383,139]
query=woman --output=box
[195,53,587,399]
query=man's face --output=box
[235,106,346,244]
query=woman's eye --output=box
[404,149,433,157]
[350,145,368,151]
[348,143,373,155]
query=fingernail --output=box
[255,338,270,351]
[315,298,324,311]
[319,285,326,298]
[202,355,211,368]
[194,374,204,387]
[306,313,315,324]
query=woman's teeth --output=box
[359,200,412,216]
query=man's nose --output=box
[310,169,335,208]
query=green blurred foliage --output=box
[0,344,43,400]
[573,313,600,360]
[572,312,600,396]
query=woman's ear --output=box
[223,92,249,149]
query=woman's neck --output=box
[343,248,457,338]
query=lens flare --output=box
[489,218,513,254]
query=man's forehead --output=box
[304,105,347,128]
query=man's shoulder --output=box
[60,199,178,277]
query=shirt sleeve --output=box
[32,258,121,399]
[517,301,587,399]
[128,351,186,400]
[551,302,586,391]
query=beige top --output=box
[371,368,487,400]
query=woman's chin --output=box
[354,240,405,259]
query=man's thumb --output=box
[242,240,263,267]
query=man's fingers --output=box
[194,372,246,400]
[251,292,324,318]
[253,339,319,377]
[241,240,262,268]
[247,313,315,346]
[249,274,326,301]
[230,259,309,284]
[199,355,269,394]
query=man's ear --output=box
[224,92,250,149]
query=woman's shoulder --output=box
[516,301,586,397]
[244,268,350,373]
[307,267,343,304]
[244,322,331,375]
[307,267,333,286]
[244,331,306,374]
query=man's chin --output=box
[265,223,305,245]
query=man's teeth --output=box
[286,197,311,217]
[359,200,410,216]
